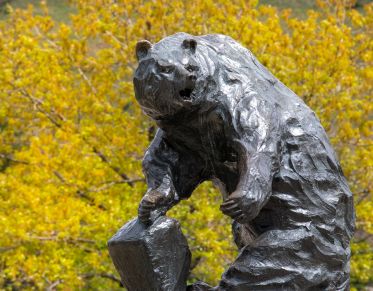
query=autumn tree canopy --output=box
[0,0,372,290]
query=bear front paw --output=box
[138,189,173,225]
[220,191,257,223]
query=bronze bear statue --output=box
[133,32,355,290]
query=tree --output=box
[0,0,371,289]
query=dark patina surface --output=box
[110,33,355,291]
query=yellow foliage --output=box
[0,0,372,289]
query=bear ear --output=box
[182,38,197,53]
[136,40,152,61]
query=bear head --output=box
[133,35,201,120]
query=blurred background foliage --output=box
[0,0,372,289]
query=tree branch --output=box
[91,146,134,186]
[356,189,371,205]
[81,273,122,285]
[77,67,97,94]
[0,153,29,165]
[0,245,19,252]
[17,88,65,128]
[46,279,63,291]
[28,235,95,244]
[87,178,145,193]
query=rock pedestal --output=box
[108,216,191,291]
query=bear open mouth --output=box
[179,88,192,100]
